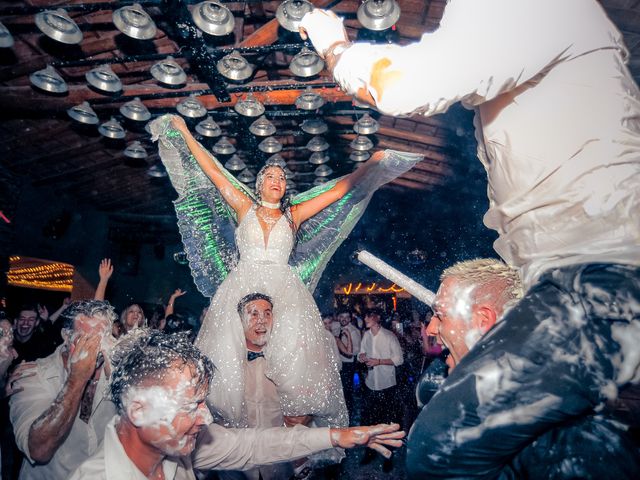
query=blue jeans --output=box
[406,263,640,479]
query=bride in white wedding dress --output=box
[152,114,422,433]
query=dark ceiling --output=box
[1,0,639,286]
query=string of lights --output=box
[8,256,74,292]
[339,282,405,295]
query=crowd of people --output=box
[0,254,444,479]
[2,0,640,478]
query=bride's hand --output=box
[171,115,188,133]
[369,150,385,163]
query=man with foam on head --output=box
[219,292,296,480]
[9,300,117,480]
[410,259,640,478]
[300,2,640,476]
[71,329,405,479]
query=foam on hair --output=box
[441,258,523,314]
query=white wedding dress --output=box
[150,114,423,437]
[195,204,348,429]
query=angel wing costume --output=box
[151,115,422,432]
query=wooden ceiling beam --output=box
[16,138,106,169]
[238,0,341,47]
[0,80,352,113]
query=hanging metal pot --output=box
[301,118,328,135]
[147,164,168,178]
[86,65,122,93]
[113,3,157,40]
[237,168,256,183]
[177,95,207,118]
[258,136,283,154]
[224,154,246,171]
[295,88,325,110]
[249,116,276,137]
[313,177,329,185]
[350,150,371,162]
[267,154,286,168]
[276,0,313,33]
[195,116,222,137]
[30,65,68,93]
[289,47,324,78]
[98,117,126,139]
[119,97,151,122]
[191,1,235,36]
[212,136,236,155]
[35,9,83,44]
[353,113,379,135]
[357,0,401,31]
[124,141,148,159]
[306,136,329,152]
[234,94,265,117]
[350,135,374,151]
[314,165,333,177]
[216,51,253,81]
[150,56,187,86]
[0,21,14,48]
[309,152,329,165]
[67,101,99,125]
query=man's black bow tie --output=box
[247,350,265,362]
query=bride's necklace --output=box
[259,200,281,209]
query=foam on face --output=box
[450,284,475,324]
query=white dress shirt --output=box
[360,327,403,391]
[9,345,116,480]
[339,324,361,364]
[70,416,334,480]
[218,355,291,480]
[333,0,640,289]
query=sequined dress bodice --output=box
[235,206,294,265]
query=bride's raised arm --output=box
[171,116,252,218]
[291,150,385,227]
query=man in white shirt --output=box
[71,329,405,479]
[335,309,361,422]
[300,1,640,477]
[358,309,403,437]
[219,292,298,480]
[9,300,117,480]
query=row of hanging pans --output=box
[0,0,401,48]
[29,46,324,95]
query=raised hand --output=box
[170,288,187,300]
[171,115,189,134]
[299,9,349,58]
[98,258,114,281]
[330,423,405,458]
[38,304,49,321]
